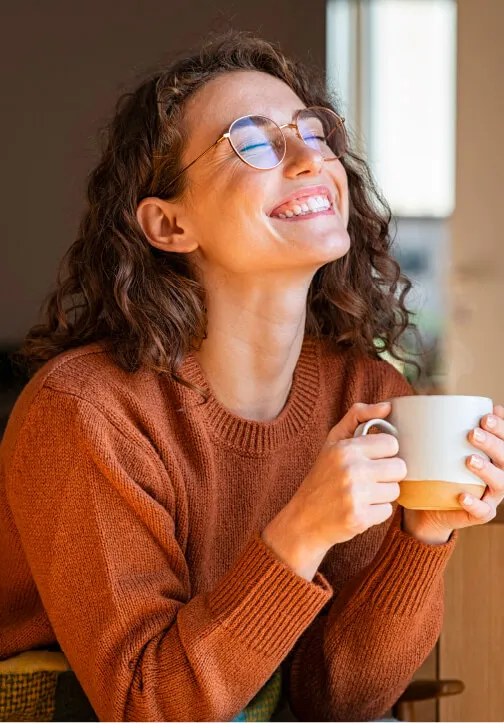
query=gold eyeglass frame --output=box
[169,106,346,186]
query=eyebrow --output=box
[217,108,306,134]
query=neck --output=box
[192,285,309,422]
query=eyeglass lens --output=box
[228,116,285,169]
[228,108,346,170]
[297,108,346,160]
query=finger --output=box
[459,492,497,524]
[366,502,395,528]
[330,402,391,442]
[469,426,504,468]
[370,481,401,505]
[481,486,504,512]
[466,454,504,500]
[370,456,408,482]
[350,432,399,460]
[493,404,504,418]
[481,413,504,442]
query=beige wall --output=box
[445,0,504,401]
[442,5,504,721]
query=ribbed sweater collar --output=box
[178,334,321,455]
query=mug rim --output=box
[384,394,493,403]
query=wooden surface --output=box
[440,525,504,721]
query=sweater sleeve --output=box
[5,387,332,722]
[287,359,457,721]
[288,507,456,721]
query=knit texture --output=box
[0,334,457,721]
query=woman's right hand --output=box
[261,402,407,581]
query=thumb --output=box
[327,401,392,443]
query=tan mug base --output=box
[398,479,486,510]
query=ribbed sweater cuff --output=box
[208,536,332,658]
[337,521,457,621]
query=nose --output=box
[281,127,324,178]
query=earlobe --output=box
[136,197,199,253]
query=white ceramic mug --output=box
[353,395,493,510]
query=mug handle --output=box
[354,418,399,438]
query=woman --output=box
[1,31,503,722]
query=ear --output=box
[136,197,199,254]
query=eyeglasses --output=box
[169,106,347,186]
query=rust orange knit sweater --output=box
[0,335,456,721]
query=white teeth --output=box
[272,194,331,218]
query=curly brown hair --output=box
[16,30,421,398]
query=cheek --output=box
[330,163,350,227]
[199,160,266,217]
[217,171,268,226]
[189,172,270,268]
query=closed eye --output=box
[239,142,271,153]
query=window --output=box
[327,0,457,387]
[327,0,457,217]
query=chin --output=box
[291,229,351,259]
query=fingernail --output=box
[469,454,484,469]
[463,494,473,505]
[473,428,485,442]
[486,415,497,429]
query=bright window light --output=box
[327,0,457,217]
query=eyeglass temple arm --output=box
[170,134,229,186]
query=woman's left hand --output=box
[402,404,504,545]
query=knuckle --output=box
[337,437,354,449]
[480,462,504,491]
[492,476,504,494]
[332,439,355,464]
[340,461,368,488]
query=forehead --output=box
[183,70,305,138]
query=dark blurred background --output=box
[1,3,503,719]
[0,0,327,430]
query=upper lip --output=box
[268,184,336,216]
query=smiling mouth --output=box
[269,194,335,220]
